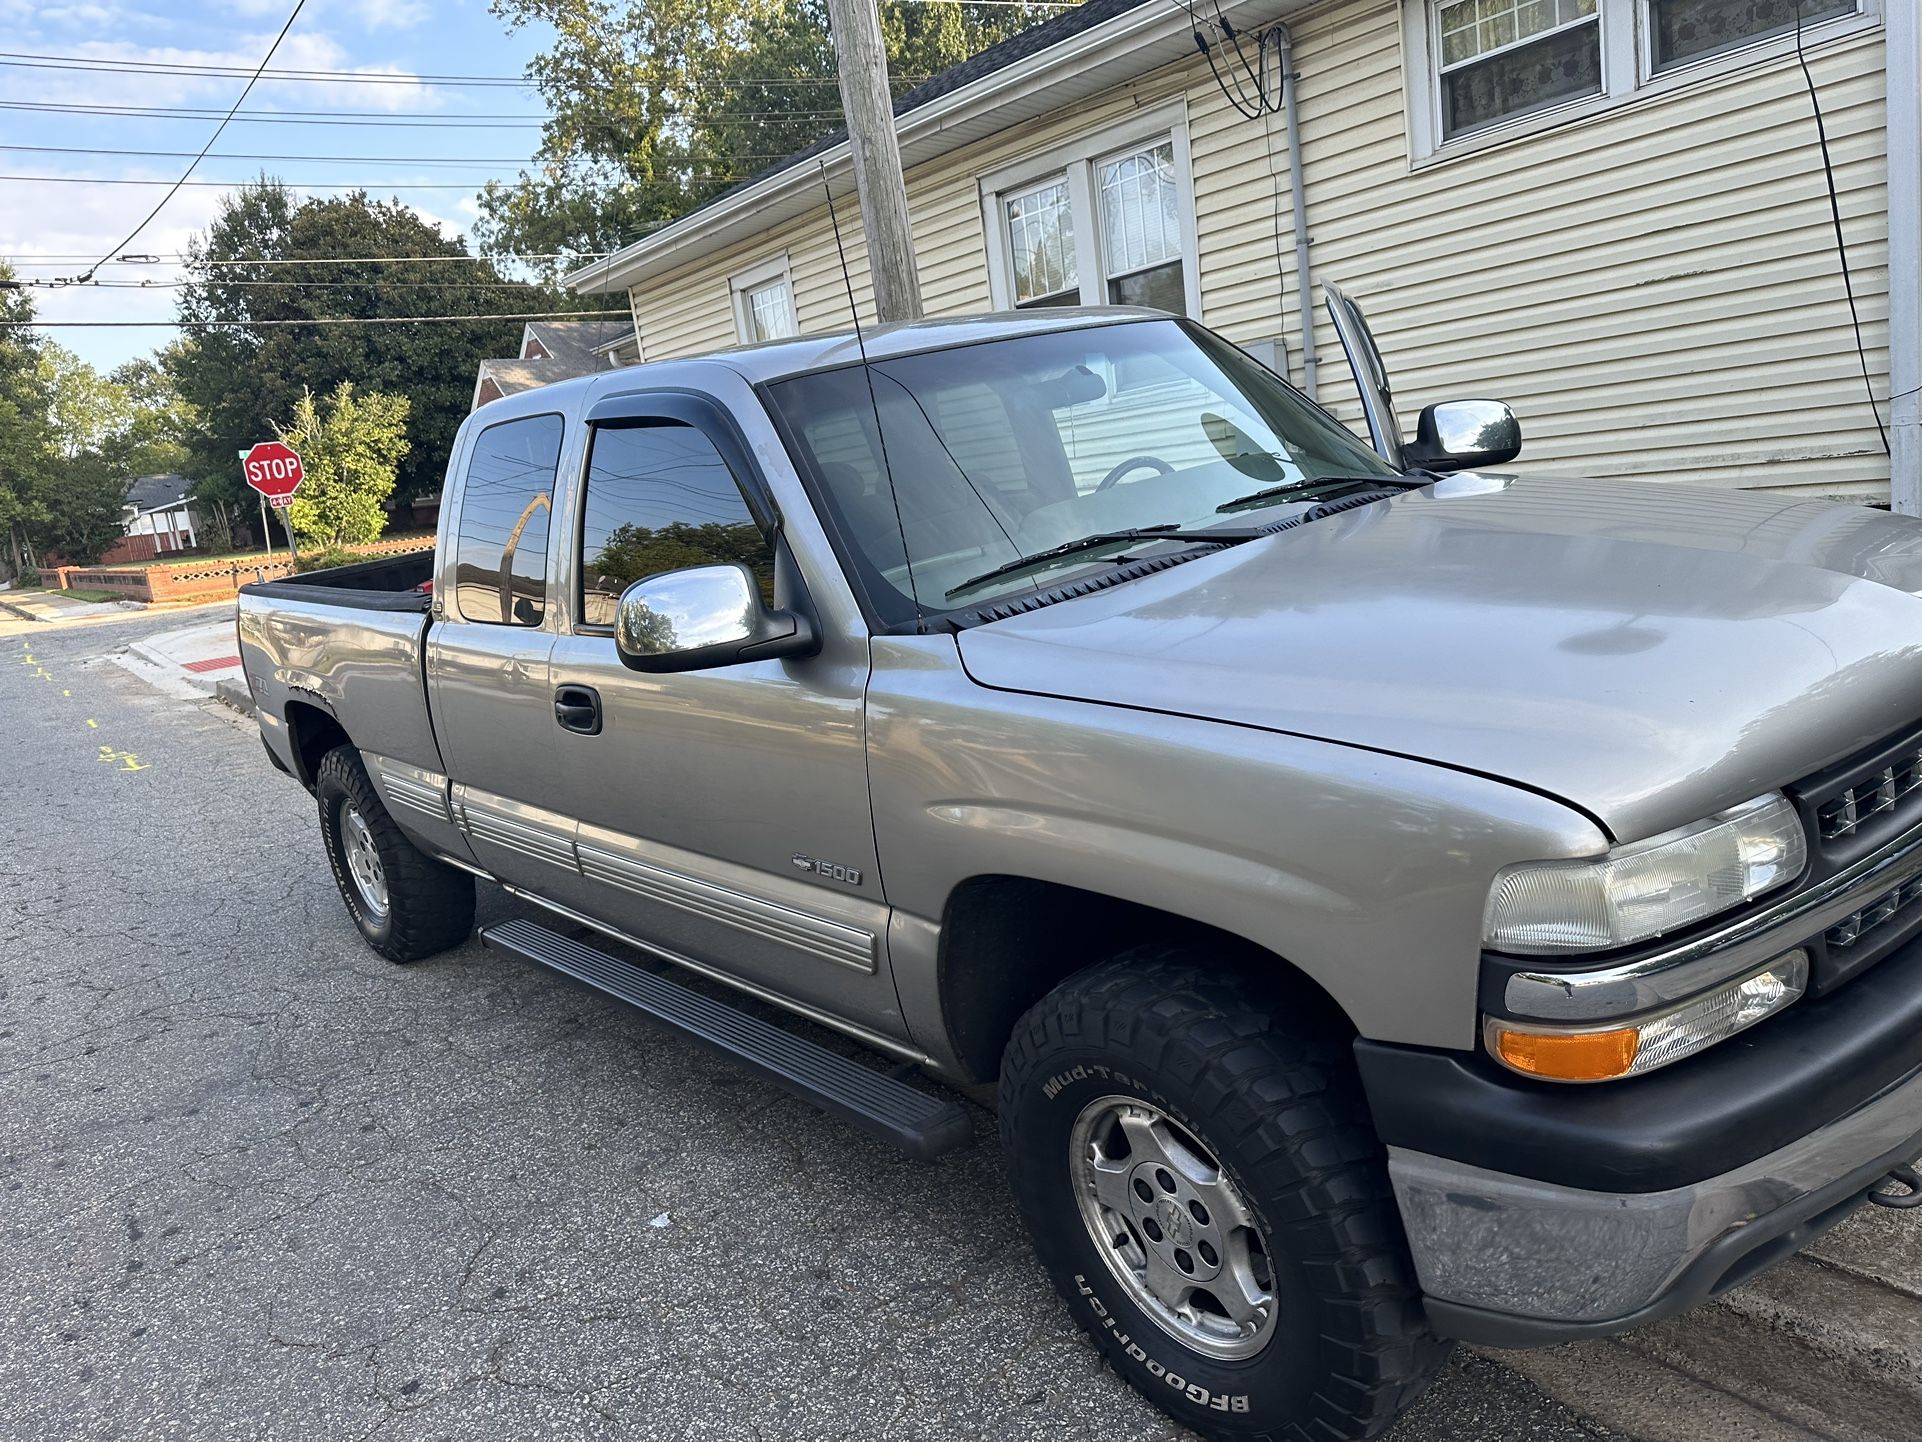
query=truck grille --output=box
[1794,723,1922,866]
[1827,875,1922,950]
[1816,748,1922,842]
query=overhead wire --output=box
[59,0,310,285]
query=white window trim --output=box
[1403,0,1882,168]
[978,99,1203,321]
[728,252,796,344]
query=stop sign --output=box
[242,441,305,504]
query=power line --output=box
[0,51,930,87]
[66,0,310,285]
[8,251,624,266]
[0,100,553,128]
[0,143,824,166]
[0,310,633,329]
[0,172,755,189]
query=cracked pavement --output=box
[0,613,1636,1442]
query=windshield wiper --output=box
[1215,475,1407,514]
[945,525,1231,600]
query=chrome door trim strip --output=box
[1502,817,1922,1021]
[577,842,878,975]
[370,755,454,825]
[496,885,927,1065]
[452,785,581,873]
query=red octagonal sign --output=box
[242,441,305,503]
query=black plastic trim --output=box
[479,917,972,1160]
[1361,929,1922,1193]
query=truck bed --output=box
[239,550,435,613]
[237,550,443,785]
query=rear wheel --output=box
[316,745,474,963]
[999,948,1448,1441]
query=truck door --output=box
[541,394,903,1040]
[425,410,573,896]
[1323,280,1405,469]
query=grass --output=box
[60,588,122,603]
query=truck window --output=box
[577,421,775,628]
[452,412,564,626]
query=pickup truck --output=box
[239,300,1922,1442]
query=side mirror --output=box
[1404,399,1521,472]
[614,563,818,674]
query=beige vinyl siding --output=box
[625,0,1890,497]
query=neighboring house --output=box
[122,473,200,555]
[567,0,1917,505]
[471,318,640,410]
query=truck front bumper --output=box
[1389,1065,1922,1346]
[1357,924,1922,1347]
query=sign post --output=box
[241,441,305,565]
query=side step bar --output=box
[479,917,972,1160]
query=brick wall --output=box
[49,534,435,605]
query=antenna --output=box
[819,159,923,631]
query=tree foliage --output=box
[475,0,1059,269]
[276,382,411,550]
[169,182,559,509]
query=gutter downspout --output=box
[1274,23,1318,401]
[1888,0,1920,513]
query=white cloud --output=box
[46,32,449,112]
[348,0,432,31]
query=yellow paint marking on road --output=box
[86,718,98,728]
[117,755,149,772]
[61,689,70,697]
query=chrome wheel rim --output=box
[340,803,389,918]
[1069,1095,1279,1361]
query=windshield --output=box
[765,318,1400,621]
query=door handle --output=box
[554,684,602,736]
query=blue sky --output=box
[0,0,558,371]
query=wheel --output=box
[315,745,475,963]
[999,948,1448,1441]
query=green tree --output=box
[0,259,54,577]
[37,452,132,566]
[276,382,411,550]
[170,181,554,509]
[475,0,1058,269]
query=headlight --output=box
[1486,949,1808,1082]
[1484,793,1806,955]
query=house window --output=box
[1648,0,1854,71]
[1434,0,1601,138]
[730,255,797,344]
[1004,179,1079,307]
[981,106,1200,320]
[1406,0,1873,159]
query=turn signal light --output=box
[1485,950,1809,1083]
[1492,1026,1639,1081]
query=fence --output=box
[37,533,436,605]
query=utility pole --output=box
[824,0,924,324]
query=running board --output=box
[479,917,972,1160]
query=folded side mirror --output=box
[615,563,818,674]
[1404,399,1522,472]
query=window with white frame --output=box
[983,110,1200,320]
[1410,0,1872,154]
[729,255,797,344]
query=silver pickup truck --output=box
[239,301,1922,1442]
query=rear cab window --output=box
[451,413,565,626]
[577,420,776,627]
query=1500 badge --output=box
[792,853,863,886]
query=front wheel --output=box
[316,745,475,963]
[999,949,1448,1441]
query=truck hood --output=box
[956,475,1922,841]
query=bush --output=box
[293,546,358,573]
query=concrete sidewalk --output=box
[0,588,134,625]
[114,611,247,705]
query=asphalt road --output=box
[0,611,1636,1442]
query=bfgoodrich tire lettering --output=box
[1000,948,1449,1441]
[316,745,475,963]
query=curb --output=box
[0,595,47,622]
[215,677,256,717]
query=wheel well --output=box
[935,875,1355,1086]
[283,700,351,789]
